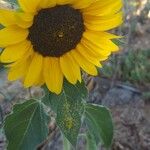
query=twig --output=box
[0,105,4,127]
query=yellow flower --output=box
[0,0,123,94]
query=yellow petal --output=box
[83,31,119,53]
[0,9,34,28]
[18,0,42,13]
[84,0,114,11]
[34,75,45,86]
[24,53,43,87]
[15,13,34,28]
[0,9,16,26]
[76,43,102,67]
[84,30,120,39]
[7,46,34,68]
[8,57,31,81]
[60,53,81,84]
[1,40,31,63]
[40,0,56,8]
[16,20,33,29]
[34,69,44,86]
[0,26,29,47]
[82,37,111,57]
[83,0,122,16]
[57,0,73,5]
[44,57,63,94]
[81,38,106,60]
[84,12,123,31]
[71,0,94,9]
[70,50,98,76]
[17,13,34,22]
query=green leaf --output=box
[86,132,97,150]
[4,100,50,150]
[85,104,113,148]
[42,85,61,112]
[62,134,72,150]
[112,38,126,46]
[42,80,88,146]
[63,80,88,101]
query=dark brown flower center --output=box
[28,5,85,57]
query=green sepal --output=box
[42,80,88,113]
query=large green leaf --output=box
[4,100,50,150]
[85,104,113,148]
[43,80,88,146]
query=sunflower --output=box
[0,0,123,94]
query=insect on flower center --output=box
[28,5,85,57]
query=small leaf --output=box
[85,104,113,148]
[62,134,72,150]
[42,85,61,112]
[42,80,88,146]
[42,80,88,113]
[86,132,97,150]
[63,80,88,101]
[112,38,126,46]
[4,99,50,150]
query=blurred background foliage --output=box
[99,0,150,101]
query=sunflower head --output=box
[28,5,85,57]
[0,0,123,94]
